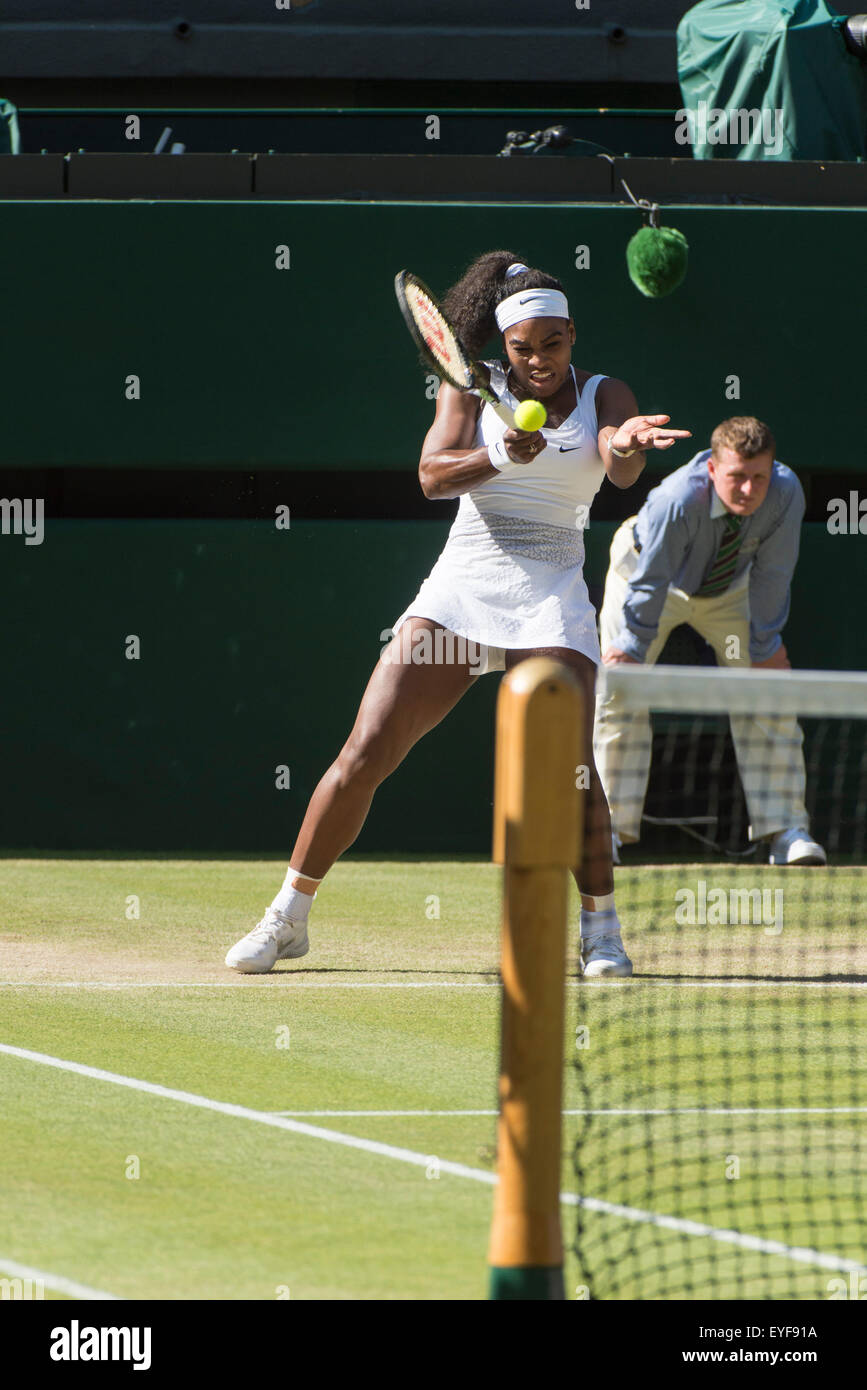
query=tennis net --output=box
[573,664,867,1300]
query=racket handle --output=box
[472,360,517,429]
[488,397,517,429]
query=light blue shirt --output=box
[615,450,805,663]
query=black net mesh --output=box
[573,666,867,1301]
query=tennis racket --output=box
[394,269,517,428]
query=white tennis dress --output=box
[393,361,609,672]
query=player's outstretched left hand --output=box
[611,415,692,453]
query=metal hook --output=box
[619,176,660,226]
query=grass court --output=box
[1,856,864,1300]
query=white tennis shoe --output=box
[225,908,310,973]
[580,929,633,979]
[767,827,827,866]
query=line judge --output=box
[594,416,826,866]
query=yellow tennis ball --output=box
[513,399,547,432]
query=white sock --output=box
[271,867,319,921]
[583,892,615,913]
[580,905,620,944]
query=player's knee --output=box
[335,731,400,791]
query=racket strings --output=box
[404,282,472,387]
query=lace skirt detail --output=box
[449,508,585,568]
[391,509,600,671]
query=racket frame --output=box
[394,270,516,428]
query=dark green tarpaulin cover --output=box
[677,0,867,159]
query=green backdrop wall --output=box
[0,201,862,475]
[1,197,864,851]
[1,518,860,852]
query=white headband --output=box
[495,287,570,332]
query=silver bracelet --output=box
[608,432,636,459]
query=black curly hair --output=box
[440,250,567,358]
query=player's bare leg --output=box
[505,645,632,978]
[226,619,479,971]
[290,619,478,875]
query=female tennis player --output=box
[226,250,690,976]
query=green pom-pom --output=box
[626,225,689,298]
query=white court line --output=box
[274,1109,502,1117]
[272,1107,867,1118]
[1,979,866,989]
[0,1042,495,1184]
[2,1042,864,1279]
[579,1107,867,1116]
[0,980,500,989]
[602,980,867,989]
[0,1256,120,1301]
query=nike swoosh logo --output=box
[519,295,535,303]
[558,445,582,452]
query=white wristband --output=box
[608,432,636,459]
[488,437,520,472]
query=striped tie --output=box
[696,513,743,597]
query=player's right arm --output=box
[603,500,691,663]
[747,472,804,665]
[418,382,542,499]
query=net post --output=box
[488,657,584,1300]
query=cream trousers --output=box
[593,518,809,843]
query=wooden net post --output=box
[488,657,584,1300]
